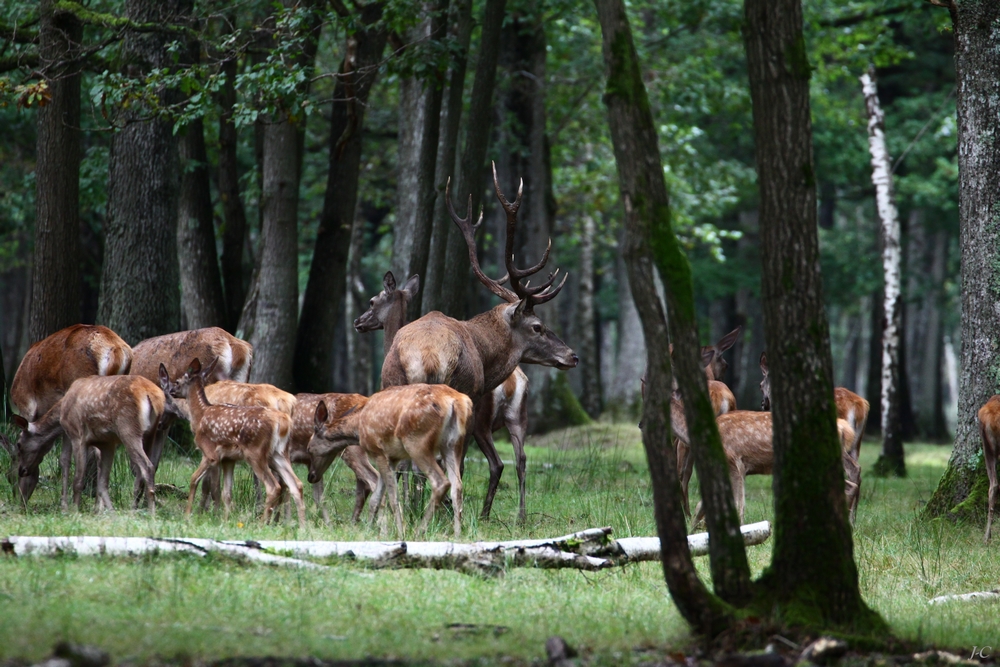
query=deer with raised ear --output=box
[160,358,306,529]
[307,384,473,537]
[380,164,578,521]
[978,395,1000,543]
[9,324,133,506]
[357,270,532,523]
[759,351,869,521]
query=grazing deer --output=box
[292,392,377,523]
[357,270,532,523]
[160,358,306,529]
[978,395,1000,543]
[672,402,859,526]
[759,351,869,521]
[10,324,132,505]
[14,376,166,515]
[380,166,577,521]
[307,384,473,536]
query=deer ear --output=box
[158,363,170,389]
[716,326,742,353]
[402,274,420,299]
[759,351,768,374]
[315,401,328,427]
[188,358,202,375]
[700,348,716,369]
[202,357,219,380]
[12,414,28,430]
[511,298,532,322]
[383,271,396,293]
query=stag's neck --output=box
[383,303,409,356]
[466,306,521,392]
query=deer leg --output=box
[367,464,386,526]
[60,438,73,510]
[412,447,450,536]
[376,456,403,537]
[220,460,237,520]
[507,411,528,526]
[249,457,281,525]
[343,445,377,524]
[96,444,117,513]
[985,429,997,543]
[272,455,307,530]
[472,410,504,521]
[731,465,746,525]
[71,439,88,512]
[186,457,215,519]
[442,435,464,537]
[676,438,693,519]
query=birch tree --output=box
[861,67,905,477]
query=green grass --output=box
[0,425,997,663]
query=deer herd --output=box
[1,165,994,542]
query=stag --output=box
[381,165,578,520]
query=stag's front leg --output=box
[471,401,504,521]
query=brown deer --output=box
[759,351,869,521]
[14,375,166,515]
[380,165,577,520]
[307,384,473,536]
[9,324,133,505]
[159,358,306,529]
[978,395,1000,542]
[357,270,532,523]
[670,401,859,526]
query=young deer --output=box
[307,384,473,537]
[160,359,306,529]
[978,395,1000,542]
[357,270,532,523]
[381,166,577,521]
[759,351,869,520]
[10,324,133,505]
[14,375,166,514]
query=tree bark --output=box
[217,56,249,332]
[98,0,186,345]
[861,68,906,477]
[925,1,1000,521]
[293,4,388,393]
[578,214,602,417]
[436,0,506,319]
[596,0,749,629]
[744,0,883,630]
[608,245,645,413]
[177,118,227,330]
[31,0,83,342]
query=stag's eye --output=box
[532,324,542,334]
[370,299,374,307]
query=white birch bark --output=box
[861,67,904,468]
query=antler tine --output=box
[528,271,568,305]
[519,269,560,297]
[446,177,520,304]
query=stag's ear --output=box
[315,401,328,428]
[716,326,742,353]
[759,351,768,374]
[507,298,532,323]
[401,274,420,299]
[12,414,28,431]
[383,271,396,293]
[700,348,716,369]
[158,363,170,389]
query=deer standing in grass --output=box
[379,166,577,521]
[160,358,306,529]
[978,395,1000,542]
[8,324,133,505]
[759,351,869,521]
[14,375,167,514]
[356,270,531,523]
[307,384,473,536]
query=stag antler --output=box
[446,177,519,303]
[491,162,567,307]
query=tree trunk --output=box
[436,0,506,319]
[925,1,1000,522]
[217,56,249,332]
[98,0,186,345]
[31,0,83,342]
[596,0,750,627]
[293,4,388,393]
[865,288,883,435]
[423,0,473,315]
[347,217,374,396]
[922,229,949,440]
[578,214,602,417]
[177,118,227,330]
[744,0,884,630]
[861,68,906,477]
[608,246,645,414]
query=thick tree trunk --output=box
[423,0,473,315]
[31,0,83,342]
[578,214,602,417]
[436,0,506,319]
[744,0,883,630]
[177,118,227,330]
[925,1,1000,521]
[98,0,186,345]
[293,5,388,392]
[596,0,749,627]
[217,57,249,332]
[861,69,906,477]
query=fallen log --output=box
[2,521,771,573]
[928,589,1000,605]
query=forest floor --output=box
[0,422,997,665]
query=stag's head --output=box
[448,163,579,371]
[759,351,771,411]
[306,400,363,484]
[355,271,420,333]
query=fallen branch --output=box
[3,522,771,573]
[928,589,1000,605]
